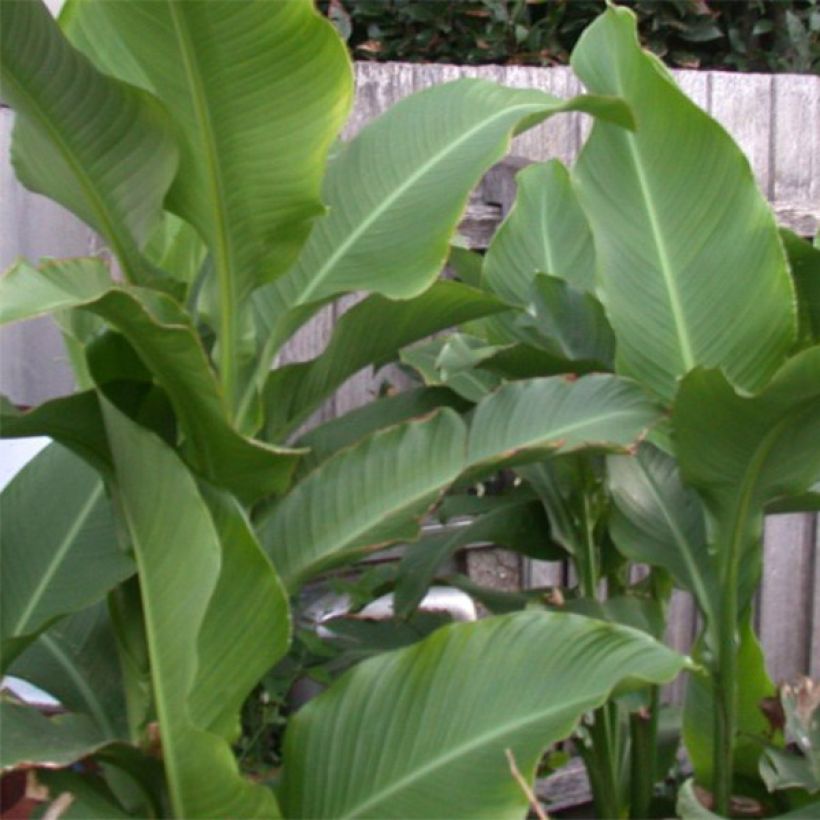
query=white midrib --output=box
[296,100,553,305]
[338,692,598,819]
[623,130,695,370]
[13,481,104,636]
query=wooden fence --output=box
[1,61,818,690]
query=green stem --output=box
[584,707,622,820]
[629,686,659,819]
[576,491,622,818]
[579,493,599,602]
[712,578,739,815]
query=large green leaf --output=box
[673,346,820,614]
[466,374,661,472]
[63,0,353,406]
[483,159,597,300]
[258,410,468,591]
[0,259,299,503]
[10,602,127,741]
[100,399,284,818]
[0,443,132,672]
[261,281,506,440]
[279,611,688,819]
[608,443,717,624]
[264,80,630,307]
[0,0,177,286]
[572,6,795,402]
[250,81,632,384]
[64,0,351,294]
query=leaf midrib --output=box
[297,100,553,305]
[608,57,695,373]
[40,633,116,739]
[2,71,136,279]
[12,481,104,637]
[337,691,600,818]
[637,459,715,623]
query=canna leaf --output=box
[280,611,688,819]
[572,6,796,401]
[0,0,178,286]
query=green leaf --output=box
[279,611,688,819]
[401,336,502,403]
[0,259,299,503]
[466,374,661,472]
[258,410,468,591]
[0,443,132,672]
[483,159,597,299]
[0,0,177,286]
[265,80,630,307]
[10,602,128,740]
[760,747,820,795]
[100,399,283,818]
[0,391,111,475]
[572,6,796,402]
[521,273,615,368]
[63,0,352,295]
[261,281,506,440]
[295,387,472,475]
[673,347,820,614]
[0,701,108,772]
[683,617,778,788]
[143,212,207,287]
[394,500,557,617]
[782,228,820,347]
[191,485,291,741]
[608,443,717,623]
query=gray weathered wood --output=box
[759,514,817,681]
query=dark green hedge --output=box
[320,0,819,73]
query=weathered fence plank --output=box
[2,61,818,686]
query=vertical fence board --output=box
[773,73,820,210]
[759,515,816,681]
[708,72,774,197]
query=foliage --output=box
[322,0,820,73]
[393,5,819,817]
[0,1,688,818]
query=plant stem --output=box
[576,492,622,818]
[629,686,659,819]
[712,582,739,815]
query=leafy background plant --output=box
[1,1,817,818]
[322,0,820,72]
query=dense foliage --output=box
[322,0,820,72]
[1,0,819,818]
